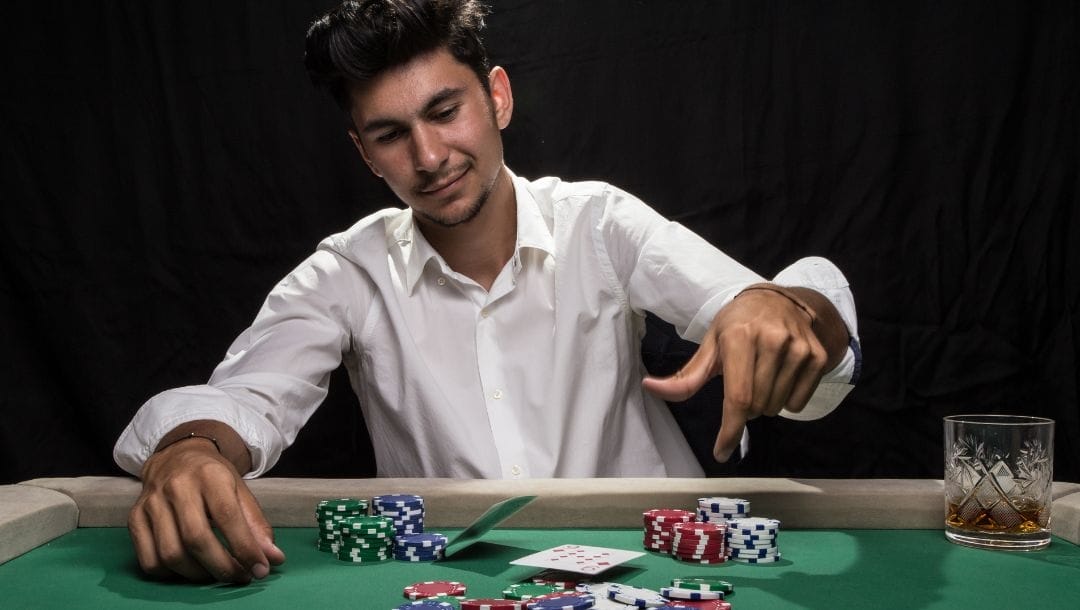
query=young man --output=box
[114,0,859,584]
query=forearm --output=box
[153,420,253,477]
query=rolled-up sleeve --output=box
[113,248,363,478]
[772,256,860,420]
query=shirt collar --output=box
[392,167,555,296]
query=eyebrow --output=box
[358,86,467,136]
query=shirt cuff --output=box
[771,257,861,421]
[112,385,279,479]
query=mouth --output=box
[419,167,468,196]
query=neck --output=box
[416,167,516,291]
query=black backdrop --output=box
[2,1,1077,484]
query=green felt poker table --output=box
[3,477,1080,609]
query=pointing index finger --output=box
[713,401,747,463]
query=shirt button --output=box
[480,309,489,318]
[510,465,522,477]
[492,389,503,400]
[436,277,447,286]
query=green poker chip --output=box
[502,583,564,600]
[671,577,735,593]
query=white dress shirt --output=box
[114,169,860,479]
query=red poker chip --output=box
[460,598,524,610]
[673,530,724,540]
[673,536,725,546]
[529,591,593,601]
[673,521,726,534]
[673,555,728,564]
[673,537,724,547]
[661,601,732,610]
[404,580,468,600]
[669,548,730,557]
[643,509,696,523]
[673,545,727,553]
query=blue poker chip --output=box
[373,494,424,507]
[396,533,448,547]
[526,593,596,609]
[394,546,444,555]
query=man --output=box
[114,0,859,584]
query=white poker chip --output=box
[659,586,724,600]
[606,583,667,607]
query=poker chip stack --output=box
[696,496,750,523]
[726,516,782,563]
[670,520,727,564]
[373,494,426,536]
[642,508,696,554]
[335,514,395,563]
[394,532,449,562]
[315,498,367,552]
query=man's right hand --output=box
[127,425,286,583]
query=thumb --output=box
[642,336,720,403]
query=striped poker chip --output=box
[606,583,667,607]
[657,602,732,610]
[728,547,779,558]
[726,529,776,539]
[525,592,596,609]
[726,517,780,532]
[396,533,449,548]
[643,509,696,524]
[460,599,524,610]
[697,497,750,513]
[373,494,424,507]
[729,552,783,564]
[670,578,734,594]
[673,521,726,535]
[503,583,564,601]
[404,581,467,600]
[395,601,455,610]
[659,586,724,601]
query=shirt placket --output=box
[473,255,530,479]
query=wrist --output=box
[155,432,222,455]
[736,282,818,326]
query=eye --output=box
[375,129,402,144]
[433,104,460,122]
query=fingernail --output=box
[252,563,269,579]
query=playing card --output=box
[509,544,644,574]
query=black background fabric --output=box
[2,1,1077,483]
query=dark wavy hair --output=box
[305,0,491,112]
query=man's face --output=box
[348,48,512,228]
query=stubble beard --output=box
[416,167,499,228]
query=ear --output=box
[487,66,513,130]
[347,129,383,178]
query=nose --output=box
[411,124,448,173]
